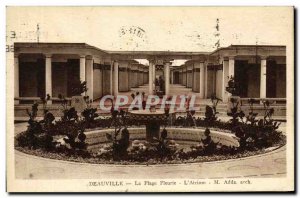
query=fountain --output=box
[88,99,240,157]
[127,108,176,142]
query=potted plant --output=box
[225,75,241,114]
[70,79,88,113]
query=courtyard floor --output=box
[93,84,224,106]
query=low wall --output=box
[15,104,64,118]
[240,105,286,117]
[85,127,239,151]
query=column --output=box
[228,57,235,98]
[164,62,170,95]
[113,61,119,96]
[182,66,186,86]
[228,56,235,78]
[199,62,205,99]
[130,65,137,88]
[135,66,138,87]
[187,65,193,88]
[260,57,267,98]
[144,67,148,84]
[86,56,93,100]
[80,55,86,82]
[222,60,229,101]
[142,66,145,85]
[185,66,188,87]
[191,65,194,89]
[118,61,129,92]
[180,68,183,85]
[110,62,113,95]
[127,64,131,90]
[171,70,174,84]
[153,64,156,82]
[124,62,129,91]
[204,63,208,98]
[14,54,19,104]
[139,66,143,86]
[192,63,199,92]
[137,65,140,86]
[148,62,153,94]
[45,54,52,104]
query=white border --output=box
[1,0,298,197]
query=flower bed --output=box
[15,97,286,165]
[15,124,286,165]
[15,140,285,165]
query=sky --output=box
[6,7,293,65]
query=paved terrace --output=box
[93,84,222,106]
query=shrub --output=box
[228,99,283,150]
[105,127,130,160]
[227,97,245,127]
[70,79,88,96]
[81,108,99,128]
[204,105,218,124]
[16,103,56,151]
[201,128,217,155]
[153,128,176,161]
[61,107,78,122]
[225,75,240,96]
[16,99,90,157]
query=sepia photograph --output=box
[6,6,294,192]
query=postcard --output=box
[6,6,294,192]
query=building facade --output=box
[14,43,286,104]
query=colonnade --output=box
[172,56,271,101]
[172,61,206,98]
[14,54,149,104]
[108,61,148,96]
[14,53,283,103]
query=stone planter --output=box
[71,95,87,113]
